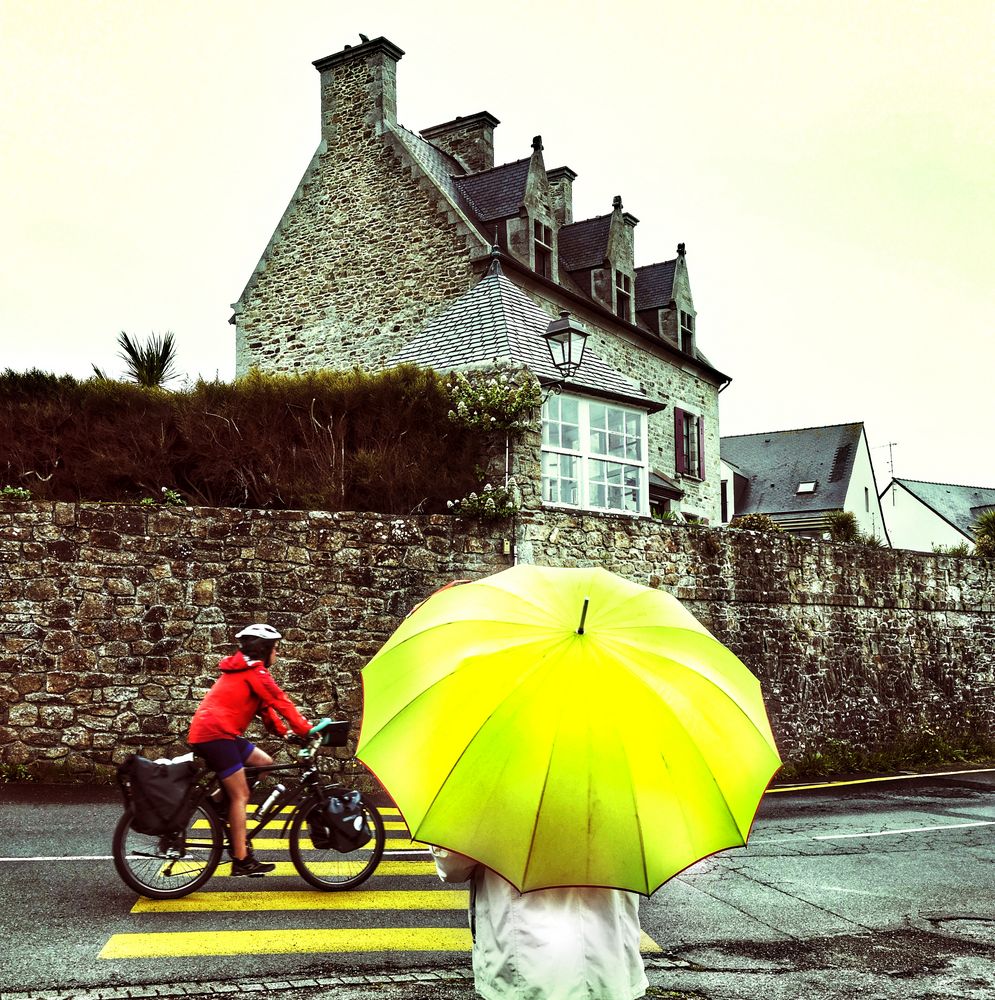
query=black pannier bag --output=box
[117,754,199,836]
[308,790,371,853]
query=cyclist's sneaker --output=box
[231,853,275,877]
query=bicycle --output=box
[112,719,387,900]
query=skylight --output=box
[797,482,817,494]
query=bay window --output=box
[542,395,648,514]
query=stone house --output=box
[880,479,995,552]
[720,422,890,543]
[232,36,731,523]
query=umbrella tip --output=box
[577,597,589,635]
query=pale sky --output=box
[1,0,992,488]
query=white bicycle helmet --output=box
[235,623,282,641]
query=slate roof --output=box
[558,215,612,271]
[454,159,531,222]
[720,423,865,515]
[891,479,995,540]
[387,259,655,409]
[635,259,677,311]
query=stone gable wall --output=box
[234,55,479,376]
[2,501,993,781]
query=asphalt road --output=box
[1,776,993,999]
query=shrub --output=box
[826,510,860,543]
[1,485,31,500]
[446,367,543,434]
[0,365,490,514]
[729,513,782,533]
[972,510,995,559]
[447,480,520,520]
[932,542,971,558]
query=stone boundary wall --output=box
[1,501,993,779]
[0,502,508,778]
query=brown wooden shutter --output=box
[674,407,685,474]
[697,415,705,480]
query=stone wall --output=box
[2,500,993,780]
[0,502,507,778]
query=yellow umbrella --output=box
[358,564,781,894]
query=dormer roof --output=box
[558,214,612,271]
[635,259,677,311]
[454,158,531,222]
[387,258,658,410]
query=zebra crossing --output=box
[99,806,663,961]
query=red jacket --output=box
[188,651,312,743]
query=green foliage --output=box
[729,512,782,533]
[972,510,995,558]
[1,484,32,500]
[140,487,185,506]
[652,509,677,522]
[0,365,489,514]
[861,532,887,548]
[446,368,543,434]
[778,726,995,783]
[0,763,35,783]
[447,480,520,520]
[932,542,971,558]
[825,510,860,543]
[104,330,180,388]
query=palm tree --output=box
[116,331,180,388]
[973,510,995,558]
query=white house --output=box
[720,422,889,542]
[880,479,995,553]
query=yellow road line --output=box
[100,927,663,959]
[132,890,469,912]
[768,766,995,793]
[209,860,438,877]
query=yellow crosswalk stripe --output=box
[100,927,470,958]
[194,818,409,831]
[100,927,663,959]
[132,889,469,912]
[209,860,438,877]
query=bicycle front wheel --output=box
[112,803,224,899]
[289,798,385,890]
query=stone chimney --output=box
[420,112,500,173]
[547,166,577,226]
[312,36,405,143]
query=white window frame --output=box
[679,309,695,354]
[541,394,649,516]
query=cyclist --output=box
[188,624,313,877]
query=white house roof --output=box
[890,479,995,540]
[387,257,659,410]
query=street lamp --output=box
[542,310,589,398]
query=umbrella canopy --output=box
[357,564,781,895]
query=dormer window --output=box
[615,271,631,321]
[679,310,695,353]
[534,221,553,279]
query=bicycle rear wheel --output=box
[112,803,224,899]
[289,798,385,890]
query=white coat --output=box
[432,847,648,1000]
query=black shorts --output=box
[190,737,256,779]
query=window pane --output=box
[608,409,624,434]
